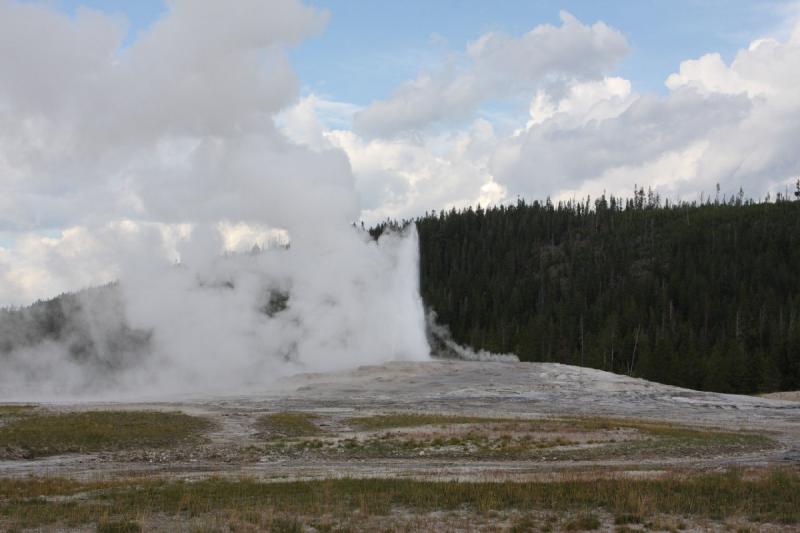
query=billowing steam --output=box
[0,0,430,399]
[426,311,518,363]
[0,226,429,399]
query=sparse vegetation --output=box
[614,512,642,525]
[0,410,210,458]
[255,412,323,438]
[0,405,36,417]
[0,469,796,530]
[349,412,508,430]
[546,417,775,460]
[259,414,774,461]
[565,513,601,530]
[97,520,142,533]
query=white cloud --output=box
[490,19,800,203]
[527,76,633,128]
[0,0,337,232]
[277,94,504,222]
[353,11,628,138]
[281,15,800,223]
[328,120,502,222]
[665,52,768,96]
[493,88,753,197]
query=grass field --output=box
[0,469,797,531]
[0,410,211,459]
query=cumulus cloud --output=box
[527,76,632,127]
[493,88,753,197]
[278,95,503,223]
[336,13,800,214]
[494,23,800,201]
[328,119,501,222]
[353,11,629,138]
[0,0,341,233]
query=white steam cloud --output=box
[0,0,430,398]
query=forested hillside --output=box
[0,283,150,371]
[375,191,800,394]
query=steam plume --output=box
[0,0,430,399]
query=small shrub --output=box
[270,516,303,533]
[97,521,141,533]
[256,412,323,439]
[565,513,601,531]
[510,515,537,532]
[614,513,642,525]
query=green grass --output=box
[0,469,797,530]
[0,411,211,458]
[348,413,507,430]
[255,412,323,438]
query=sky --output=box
[51,0,795,99]
[1,0,800,305]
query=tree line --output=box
[372,189,800,393]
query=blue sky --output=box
[295,0,787,101]
[50,0,790,104]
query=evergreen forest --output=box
[373,190,800,394]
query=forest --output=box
[374,189,800,394]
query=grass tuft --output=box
[256,412,323,438]
[565,513,601,530]
[614,512,642,525]
[97,520,142,533]
[348,413,507,430]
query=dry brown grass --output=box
[0,469,796,531]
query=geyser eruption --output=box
[0,224,429,398]
[0,0,429,398]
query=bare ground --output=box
[761,390,800,402]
